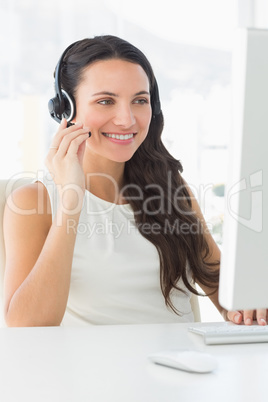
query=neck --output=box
[83,152,126,204]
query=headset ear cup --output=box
[62,90,76,122]
[48,96,64,124]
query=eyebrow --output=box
[91,90,150,97]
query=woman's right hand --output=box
[4,118,90,327]
[45,118,90,211]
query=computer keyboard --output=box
[188,322,268,345]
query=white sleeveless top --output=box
[38,171,194,326]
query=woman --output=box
[3,35,267,326]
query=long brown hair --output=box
[59,35,219,313]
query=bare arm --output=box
[187,184,267,325]
[4,119,89,326]
[3,183,81,326]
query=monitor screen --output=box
[219,28,268,311]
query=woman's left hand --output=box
[227,309,267,325]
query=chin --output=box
[109,153,135,163]
[103,147,138,163]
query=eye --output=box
[133,98,150,105]
[97,99,114,105]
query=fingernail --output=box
[234,314,241,323]
[245,318,252,325]
[260,318,267,325]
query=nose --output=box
[112,103,136,128]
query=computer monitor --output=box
[219,28,268,311]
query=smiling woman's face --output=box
[74,58,152,163]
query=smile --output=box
[102,133,136,140]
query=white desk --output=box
[0,322,267,402]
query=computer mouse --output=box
[149,349,218,373]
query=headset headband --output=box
[48,41,80,126]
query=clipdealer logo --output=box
[226,170,263,232]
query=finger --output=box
[56,129,90,157]
[67,132,89,156]
[56,117,68,136]
[50,119,84,149]
[243,310,254,325]
[227,310,243,324]
[256,309,267,326]
[60,117,68,127]
[48,119,66,150]
[49,118,69,151]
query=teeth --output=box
[103,133,134,140]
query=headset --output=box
[48,41,79,127]
[48,41,162,126]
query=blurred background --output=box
[1,0,268,321]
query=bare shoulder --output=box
[5,181,52,223]
[4,181,52,252]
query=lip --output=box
[101,132,137,144]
